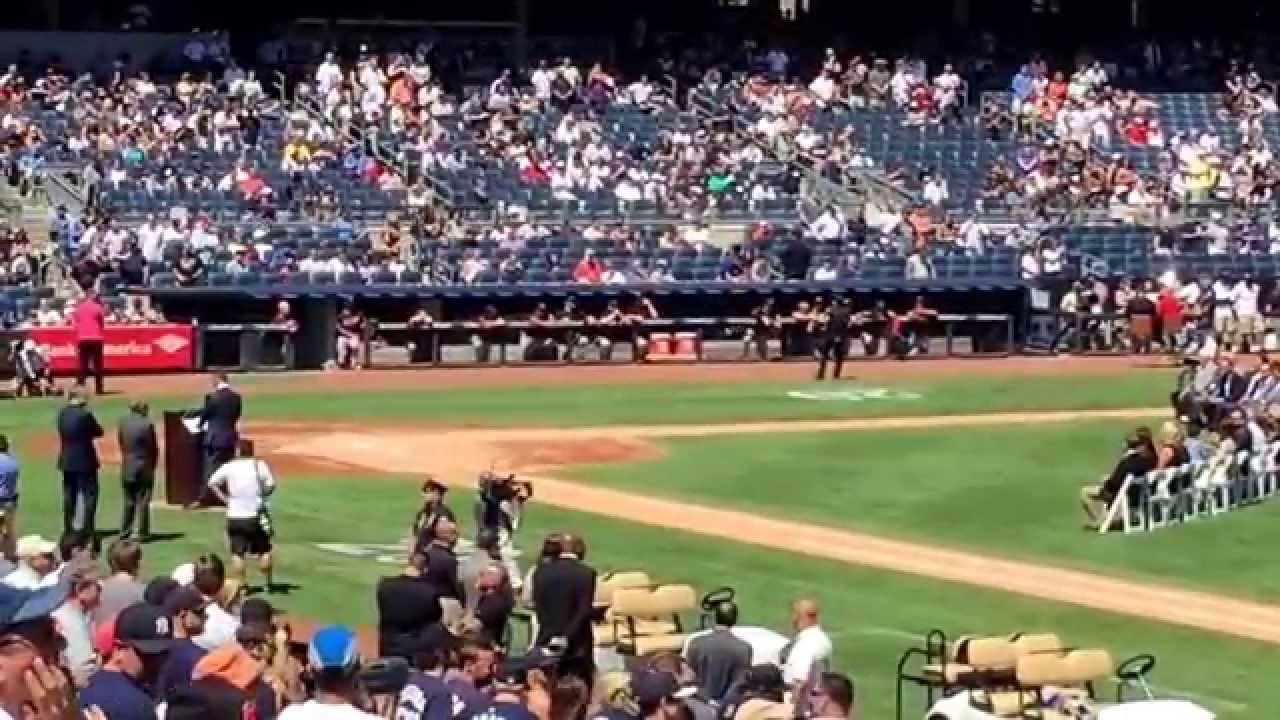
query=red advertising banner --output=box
[31,324,195,373]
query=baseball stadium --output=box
[1,1,1280,719]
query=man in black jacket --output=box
[118,401,159,540]
[376,552,441,660]
[1080,431,1156,530]
[815,298,853,381]
[56,389,104,536]
[423,518,462,602]
[199,373,242,481]
[531,533,596,685]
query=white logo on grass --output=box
[786,387,923,402]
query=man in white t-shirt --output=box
[316,53,343,96]
[207,440,276,590]
[782,598,832,692]
[530,60,554,103]
[1232,275,1263,352]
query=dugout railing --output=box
[363,313,1014,369]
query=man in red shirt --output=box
[72,291,106,395]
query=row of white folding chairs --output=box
[1100,441,1280,534]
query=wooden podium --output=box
[163,411,202,506]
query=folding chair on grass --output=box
[1099,475,1147,535]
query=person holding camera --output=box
[277,625,382,720]
[475,471,531,590]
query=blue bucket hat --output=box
[0,582,68,629]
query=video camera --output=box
[478,471,534,501]
[476,471,533,533]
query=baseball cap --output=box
[144,576,181,606]
[632,671,678,706]
[94,618,117,658]
[0,582,68,628]
[116,602,174,655]
[494,653,557,688]
[308,625,359,672]
[162,586,208,617]
[15,535,56,559]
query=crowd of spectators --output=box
[0,480,856,720]
[980,59,1280,222]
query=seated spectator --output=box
[79,602,174,720]
[157,586,210,700]
[96,539,145,624]
[11,339,55,397]
[191,554,241,651]
[53,566,101,686]
[1080,430,1158,529]
[4,534,57,589]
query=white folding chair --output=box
[1261,441,1280,499]
[1146,467,1186,529]
[1099,475,1146,534]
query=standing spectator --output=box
[207,440,277,591]
[79,602,174,720]
[56,388,103,538]
[278,626,382,720]
[53,566,101,686]
[423,518,461,603]
[782,599,832,693]
[72,290,106,395]
[375,552,440,661]
[0,435,19,559]
[410,479,456,557]
[1233,274,1263,353]
[117,402,158,541]
[96,539,145,624]
[686,599,752,702]
[531,533,596,685]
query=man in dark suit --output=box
[815,297,853,381]
[531,532,597,685]
[423,518,462,602]
[199,372,242,480]
[56,388,103,536]
[1208,355,1246,428]
[118,401,158,540]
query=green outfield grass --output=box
[5,462,1272,719]
[567,419,1280,602]
[0,369,1172,433]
